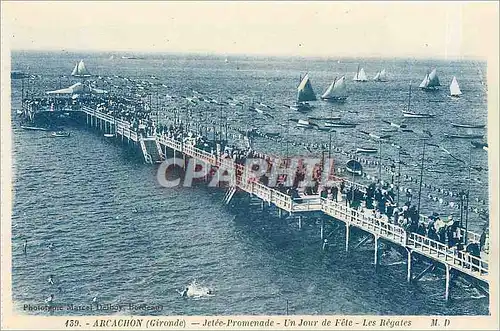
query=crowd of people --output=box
[28,90,489,266]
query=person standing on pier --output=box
[320,187,328,199]
[331,185,338,202]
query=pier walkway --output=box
[80,106,489,300]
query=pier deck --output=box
[80,106,489,300]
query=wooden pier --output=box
[80,106,489,301]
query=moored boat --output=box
[356,147,378,154]
[51,131,71,137]
[346,159,363,175]
[471,141,488,149]
[402,111,436,118]
[324,121,358,128]
[296,119,317,129]
[21,125,52,131]
[308,116,341,121]
[451,123,485,129]
[402,83,435,118]
[444,133,484,139]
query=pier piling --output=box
[320,218,324,240]
[345,224,350,252]
[445,265,451,301]
[406,248,412,282]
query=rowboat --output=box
[471,141,488,149]
[21,125,52,131]
[324,121,358,128]
[356,147,378,154]
[444,133,484,139]
[51,131,71,137]
[451,123,486,129]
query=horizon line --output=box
[9,48,487,62]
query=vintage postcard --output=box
[1,1,498,330]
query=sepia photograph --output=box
[1,1,498,330]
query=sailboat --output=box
[419,68,440,90]
[321,76,348,102]
[294,73,316,112]
[353,65,368,82]
[402,83,435,118]
[373,69,388,82]
[71,60,91,78]
[449,76,462,97]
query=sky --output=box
[1,1,498,59]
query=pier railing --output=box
[80,107,489,282]
[318,197,488,280]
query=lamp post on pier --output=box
[328,129,337,160]
[417,138,432,213]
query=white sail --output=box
[419,74,429,88]
[450,76,462,96]
[373,72,380,81]
[297,73,316,102]
[321,80,336,99]
[420,68,440,89]
[71,62,78,76]
[72,60,91,77]
[358,68,367,81]
[427,68,440,87]
[379,69,387,81]
[332,76,347,97]
[354,67,367,81]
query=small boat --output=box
[402,83,435,118]
[324,121,358,128]
[444,133,484,139]
[353,65,368,82]
[449,76,462,97]
[321,76,348,102]
[51,131,71,137]
[381,128,398,133]
[471,141,488,149]
[11,71,27,79]
[104,133,115,138]
[451,123,485,129]
[402,111,436,118]
[308,116,341,121]
[356,147,378,154]
[21,125,51,131]
[382,120,407,129]
[419,68,440,91]
[294,102,314,112]
[346,160,363,176]
[296,119,317,129]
